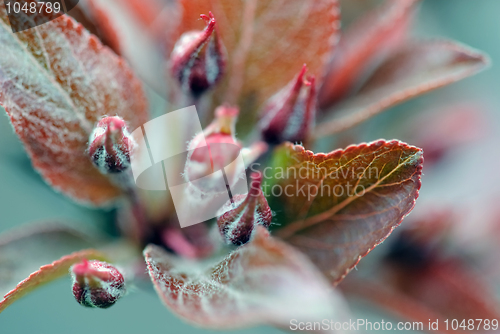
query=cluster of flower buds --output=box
[184,105,242,195]
[217,172,272,246]
[169,12,226,98]
[259,64,316,144]
[87,116,136,174]
[70,259,126,309]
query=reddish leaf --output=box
[173,0,340,130]
[398,260,500,322]
[345,262,500,333]
[315,40,489,137]
[341,208,500,333]
[86,0,177,95]
[319,0,420,108]
[71,0,122,54]
[379,212,500,325]
[144,226,348,329]
[266,140,423,283]
[0,5,149,205]
[0,249,107,313]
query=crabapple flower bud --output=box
[170,12,226,98]
[184,105,242,195]
[259,64,317,144]
[217,172,272,245]
[70,259,126,309]
[88,116,136,174]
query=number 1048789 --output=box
[5,1,62,15]
[444,319,499,331]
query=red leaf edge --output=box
[0,249,108,313]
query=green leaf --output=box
[265,140,423,283]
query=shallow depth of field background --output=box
[1,1,499,333]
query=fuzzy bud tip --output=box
[70,259,126,309]
[169,11,227,98]
[217,172,272,245]
[259,64,317,144]
[88,116,136,174]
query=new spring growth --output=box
[170,12,227,98]
[70,259,126,309]
[259,64,317,144]
[184,105,242,195]
[88,116,136,174]
[217,172,272,246]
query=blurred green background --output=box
[1,0,499,333]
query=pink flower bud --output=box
[217,172,272,245]
[88,116,136,174]
[70,259,126,309]
[184,105,242,195]
[259,64,317,144]
[169,12,226,98]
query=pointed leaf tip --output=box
[316,40,490,137]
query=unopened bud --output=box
[70,259,126,309]
[259,64,316,144]
[170,12,226,98]
[88,116,136,174]
[217,172,272,245]
[184,105,242,195]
